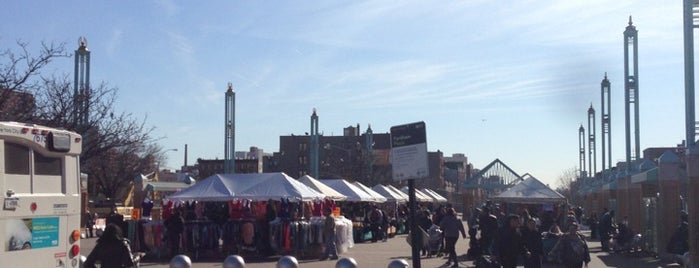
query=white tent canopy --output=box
[400,186,434,202]
[421,188,448,203]
[385,185,410,200]
[490,176,566,204]
[166,173,260,202]
[167,173,325,202]
[372,184,408,203]
[235,173,325,201]
[322,179,380,202]
[352,182,388,203]
[298,175,347,201]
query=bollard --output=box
[335,257,357,268]
[276,255,299,268]
[387,258,409,268]
[169,254,192,268]
[223,254,246,268]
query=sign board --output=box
[390,121,429,181]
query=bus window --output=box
[34,152,62,176]
[4,141,30,175]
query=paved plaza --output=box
[81,228,685,267]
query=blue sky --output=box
[1,1,687,186]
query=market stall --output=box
[298,175,347,201]
[489,176,567,243]
[421,188,449,203]
[372,184,409,234]
[322,179,383,242]
[134,172,358,259]
[400,186,436,203]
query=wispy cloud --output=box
[154,0,179,17]
[105,28,123,58]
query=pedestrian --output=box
[367,205,383,242]
[548,223,590,268]
[666,211,689,257]
[439,208,466,268]
[587,212,598,239]
[83,224,136,268]
[164,209,185,257]
[522,218,543,268]
[84,209,95,238]
[417,209,432,256]
[320,208,339,260]
[494,214,530,268]
[381,208,389,242]
[478,206,498,255]
[599,210,615,252]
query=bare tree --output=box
[1,39,164,200]
[555,167,581,205]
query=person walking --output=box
[494,214,530,268]
[320,208,339,260]
[522,218,543,268]
[548,223,590,268]
[439,208,466,268]
[84,224,136,268]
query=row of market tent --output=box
[166,172,448,204]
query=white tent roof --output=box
[490,176,566,204]
[298,175,347,201]
[167,173,325,202]
[352,182,387,203]
[385,185,410,200]
[421,188,448,203]
[372,184,407,203]
[400,186,434,202]
[235,173,325,201]
[322,179,377,202]
[166,173,260,202]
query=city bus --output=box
[0,121,83,267]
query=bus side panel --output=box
[1,215,74,267]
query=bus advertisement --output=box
[0,121,82,267]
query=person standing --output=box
[599,209,615,252]
[548,223,590,268]
[368,205,383,243]
[522,218,543,268]
[84,224,136,268]
[479,207,499,255]
[417,209,432,256]
[320,208,339,260]
[439,208,466,268]
[494,214,530,268]
[164,209,185,257]
[84,209,95,238]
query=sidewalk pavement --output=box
[82,227,686,267]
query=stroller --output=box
[426,224,443,257]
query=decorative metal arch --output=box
[464,158,523,194]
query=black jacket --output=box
[84,239,134,268]
[494,226,528,259]
[522,227,543,256]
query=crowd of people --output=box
[450,203,591,268]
